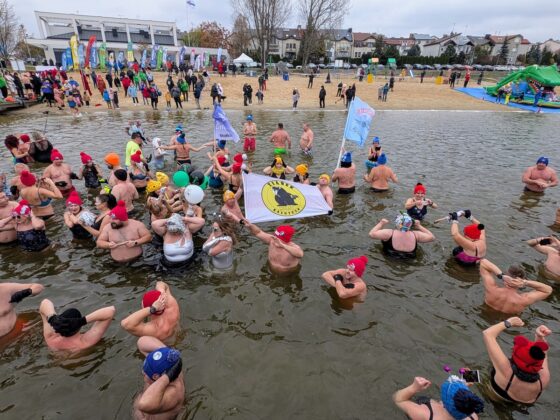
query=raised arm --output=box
[479,258,500,291]
[393,377,432,419]
[80,305,116,348]
[413,221,435,243]
[482,317,524,374]
[272,236,303,258]
[527,236,557,255]
[245,222,273,244]
[120,295,165,337]
[519,279,553,306]
[368,219,393,240]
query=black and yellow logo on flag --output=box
[261,180,306,217]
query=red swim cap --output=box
[50,149,63,161]
[80,152,92,164]
[142,290,164,315]
[414,183,426,195]
[66,191,83,206]
[274,225,295,243]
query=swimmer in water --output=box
[39,298,115,352]
[405,183,437,221]
[522,157,558,193]
[527,235,560,280]
[332,151,355,194]
[321,256,368,300]
[0,281,44,337]
[449,210,486,266]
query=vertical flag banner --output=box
[85,36,96,68]
[242,173,331,223]
[61,52,67,71]
[99,43,107,70]
[343,96,375,147]
[156,46,163,70]
[65,47,73,69]
[141,49,147,68]
[127,42,134,64]
[70,35,79,70]
[217,47,222,62]
[213,104,240,143]
[190,49,195,66]
[77,43,85,68]
[150,45,158,68]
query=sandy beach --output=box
[9,70,511,117]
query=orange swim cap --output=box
[104,153,120,167]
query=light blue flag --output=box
[343,96,375,147]
[213,104,240,143]
[186,0,195,6]
[141,49,147,68]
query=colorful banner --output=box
[242,173,331,223]
[99,43,107,70]
[213,104,240,143]
[179,46,187,64]
[61,52,67,71]
[117,51,125,70]
[85,36,96,68]
[65,47,73,69]
[156,46,163,70]
[141,49,147,68]
[78,43,85,68]
[70,35,79,70]
[127,42,134,64]
[190,49,195,66]
[343,96,375,147]
[150,45,157,68]
[90,46,98,68]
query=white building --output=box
[28,11,179,66]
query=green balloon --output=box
[200,175,209,190]
[173,171,189,187]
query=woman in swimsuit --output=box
[128,151,150,192]
[78,152,103,189]
[4,135,29,164]
[19,171,63,220]
[449,211,486,266]
[1,200,51,252]
[483,317,551,404]
[213,157,244,193]
[263,157,295,180]
[365,136,382,170]
[63,191,93,240]
[368,214,435,259]
[152,213,204,268]
[394,375,484,420]
[78,193,116,238]
[202,216,237,269]
[405,183,437,221]
[161,135,211,169]
[293,164,310,184]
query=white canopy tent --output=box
[233,53,254,65]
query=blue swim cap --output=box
[537,156,549,166]
[217,140,227,149]
[441,376,484,420]
[177,134,186,144]
[143,347,181,380]
[175,124,183,132]
[372,136,380,144]
[341,152,352,164]
[377,153,387,165]
[246,114,253,121]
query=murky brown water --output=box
[0,109,559,419]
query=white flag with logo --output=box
[242,173,331,223]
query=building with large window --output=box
[27,11,179,66]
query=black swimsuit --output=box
[407,205,427,221]
[70,224,93,240]
[83,166,100,188]
[17,229,50,252]
[490,361,543,404]
[414,396,474,420]
[382,232,417,259]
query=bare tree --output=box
[0,0,18,65]
[298,0,349,66]
[232,0,290,67]
[230,14,252,58]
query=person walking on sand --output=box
[319,85,326,108]
[292,88,300,110]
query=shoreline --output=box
[2,70,520,118]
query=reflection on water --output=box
[0,110,559,418]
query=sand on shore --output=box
[9,70,511,117]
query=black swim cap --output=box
[114,169,127,181]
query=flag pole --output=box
[335,97,354,170]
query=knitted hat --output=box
[80,152,93,164]
[109,200,128,221]
[20,170,36,187]
[274,225,295,243]
[146,180,162,194]
[12,199,31,216]
[50,149,63,161]
[232,163,242,174]
[512,335,549,374]
[347,255,368,277]
[104,153,120,167]
[464,223,484,241]
[377,153,387,165]
[441,375,485,420]
[142,290,163,315]
[20,134,30,143]
[66,191,83,206]
[233,153,243,164]
[217,156,227,166]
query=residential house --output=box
[323,28,353,60]
[270,27,304,60]
[485,34,531,64]
[540,39,560,54]
[384,37,415,55]
[352,32,377,59]
[409,33,436,54]
[421,33,473,58]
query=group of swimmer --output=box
[1,116,559,418]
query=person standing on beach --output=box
[308,73,314,89]
[292,88,300,110]
[420,70,426,83]
[382,83,389,102]
[464,70,471,88]
[319,85,326,108]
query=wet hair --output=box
[278,123,284,129]
[4,135,19,150]
[114,169,127,181]
[98,193,117,209]
[340,161,351,168]
[215,217,238,245]
[507,265,526,279]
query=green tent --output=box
[485,65,560,96]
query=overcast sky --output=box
[14,0,560,43]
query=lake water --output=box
[0,108,559,419]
